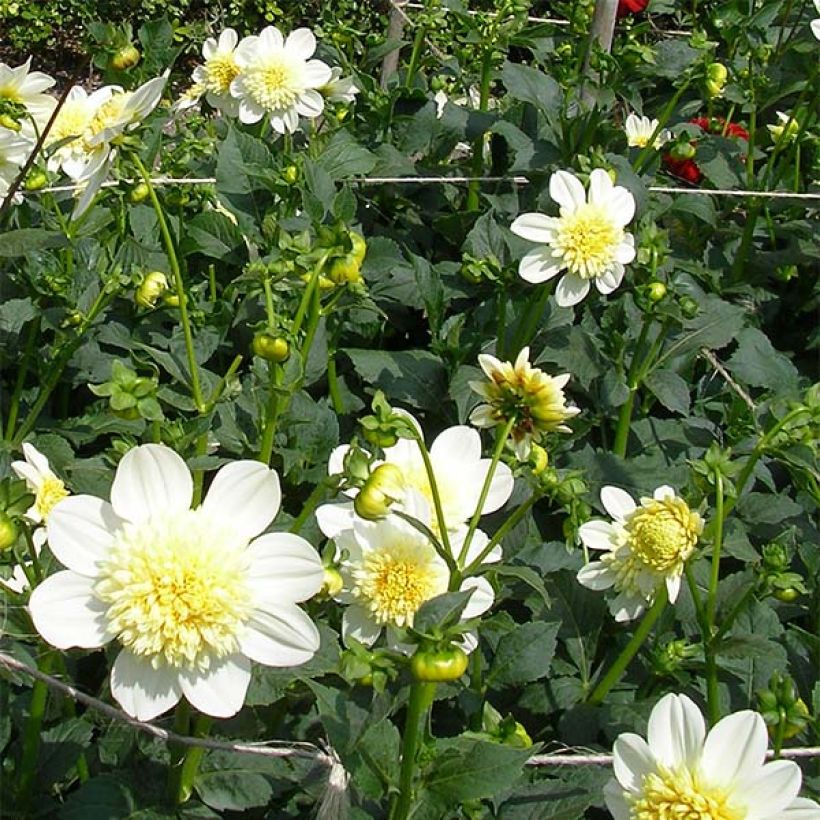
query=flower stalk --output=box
[704,470,724,725]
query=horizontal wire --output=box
[2,651,819,769]
[22,175,820,200]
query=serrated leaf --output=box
[644,368,691,415]
[426,738,533,802]
[487,621,560,687]
[501,61,561,114]
[315,130,378,178]
[727,327,800,393]
[0,228,68,256]
[414,589,475,634]
[491,564,551,606]
[60,775,136,819]
[0,297,37,332]
[179,212,244,261]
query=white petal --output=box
[202,460,281,539]
[218,28,238,52]
[781,797,820,818]
[653,485,676,501]
[510,212,556,244]
[110,651,182,720]
[612,594,646,621]
[603,778,632,820]
[110,444,192,523]
[519,249,563,284]
[246,533,324,603]
[239,604,320,666]
[612,732,656,792]
[550,169,586,214]
[342,606,382,647]
[316,502,356,538]
[701,710,767,790]
[285,27,317,59]
[614,234,636,263]
[596,265,625,295]
[579,520,616,551]
[461,529,502,565]
[555,273,590,307]
[328,444,351,476]
[647,693,706,770]
[301,62,332,90]
[736,760,802,818]
[607,186,636,226]
[460,575,494,618]
[21,442,52,476]
[46,496,120,576]
[258,25,284,51]
[179,654,251,718]
[665,572,682,603]
[28,571,111,649]
[577,562,615,590]
[431,425,481,464]
[601,486,636,521]
[587,168,613,205]
[479,460,514,514]
[295,89,325,118]
[202,37,218,60]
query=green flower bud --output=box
[353,463,406,520]
[24,170,48,191]
[646,281,667,302]
[678,296,699,319]
[111,44,141,71]
[0,512,18,552]
[135,271,169,309]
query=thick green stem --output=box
[258,363,284,465]
[17,653,54,808]
[166,701,191,802]
[587,588,668,706]
[391,682,436,820]
[13,289,112,446]
[457,417,515,569]
[4,317,39,441]
[289,480,331,534]
[465,49,494,212]
[191,432,210,507]
[174,714,212,805]
[408,427,453,557]
[612,313,653,458]
[292,253,329,337]
[404,25,427,89]
[327,350,344,414]
[133,154,205,412]
[704,472,725,725]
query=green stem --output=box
[289,480,331,534]
[17,653,54,808]
[22,525,43,583]
[394,510,456,576]
[262,275,276,326]
[204,354,243,412]
[13,288,112,446]
[495,289,508,360]
[587,587,668,706]
[132,154,205,413]
[292,253,329,337]
[404,24,427,89]
[191,432,210,507]
[300,285,322,373]
[457,417,515,569]
[4,317,39,441]
[166,701,191,803]
[510,281,553,355]
[390,682,436,820]
[612,313,653,458]
[327,349,344,414]
[258,362,284,465]
[704,472,725,725]
[464,493,540,576]
[465,48,494,212]
[684,563,709,638]
[12,541,38,589]
[174,714,212,805]
[408,427,453,558]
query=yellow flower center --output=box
[35,475,69,521]
[94,510,251,671]
[631,134,650,148]
[553,203,623,279]
[85,93,133,146]
[203,54,240,95]
[46,101,92,152]
[628,766,745,820]
[626,497,702,572]
[0,85,22,104]
[353,540,447,627]
[243,57,300,110]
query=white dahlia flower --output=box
[606,693,820,819]
[29,444,324,721]
[0,126,33,201]
[577,485,703,622]
[511,169,637,307]
[190,28,243,116]
[231,26,332,134]
[0,57,56,125]
[329,513,497,648]
[624,113,668,149]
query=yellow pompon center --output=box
[203,54,240,94]
[553,203,622,279]
[626,496,702,572]
[35,475,69,521]
[94,510,251,671]
[242,57,300,110]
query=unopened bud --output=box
[354,463,406,520]
[135,271,169,309]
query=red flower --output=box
[663,116,749,184]
[617,0,650,17]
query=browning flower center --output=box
[628,767,745,820]
[94,510,251,670]
[553,204,622,279]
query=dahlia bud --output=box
[353,463,406,520]
[135,271,169,309]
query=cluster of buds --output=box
[359,391,414,450]
[650,637,699,679]
[704,62,728,99]
[325,231,367,286]
[473,702,533,748]
[756,540,807,603]
[89,360,163,422]
[757,673,811,740]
